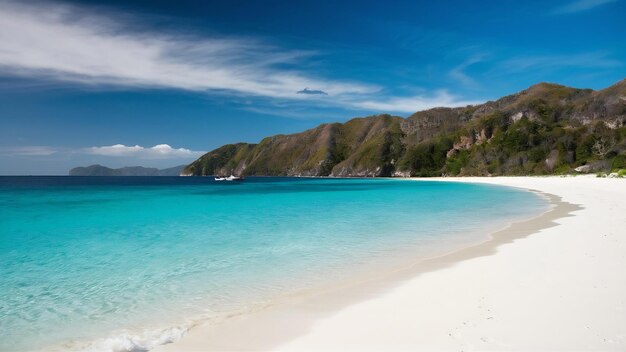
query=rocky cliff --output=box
[184,79,626,177]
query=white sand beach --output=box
[157,176,626,351]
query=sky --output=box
[0,0,625,175]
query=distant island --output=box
[69,164,185,176]
[183,79,626,177]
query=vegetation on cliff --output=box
[184,79,626,177]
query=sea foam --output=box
[58,325,189,352]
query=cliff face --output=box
[182,115,406,177]
[184,79,626,177]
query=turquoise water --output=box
[0,177,547,351]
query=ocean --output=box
[0,176,547,351]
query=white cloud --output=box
[552,0,617,14]
[0,1,376,100]
[86,144,205,159]
[351,90,480,113]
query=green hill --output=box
[184,79,626,177]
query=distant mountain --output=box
[184,79,626,177]
[69,164,185,176]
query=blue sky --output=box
[0,0,624,174]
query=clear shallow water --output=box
[0,177,547,351]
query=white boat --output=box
[225,175,241,181]
[214,175,243,181]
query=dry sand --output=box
[156,176,626,351]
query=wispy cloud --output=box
[0,1,482,115]
[351,90,480,112]
[243,90,481,115]
[552,0,618,14]
[448,54,488,88]
[0,146,60,156]
[0,1,376,100]
[86,144,205,159]
[501,52,621,72]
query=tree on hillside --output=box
[592,135,616,158]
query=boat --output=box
[225,175,242,181]
[214,175,243,181]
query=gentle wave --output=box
[53,300,277,352]
[52,325,189,352]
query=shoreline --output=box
[154,176,603,351]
